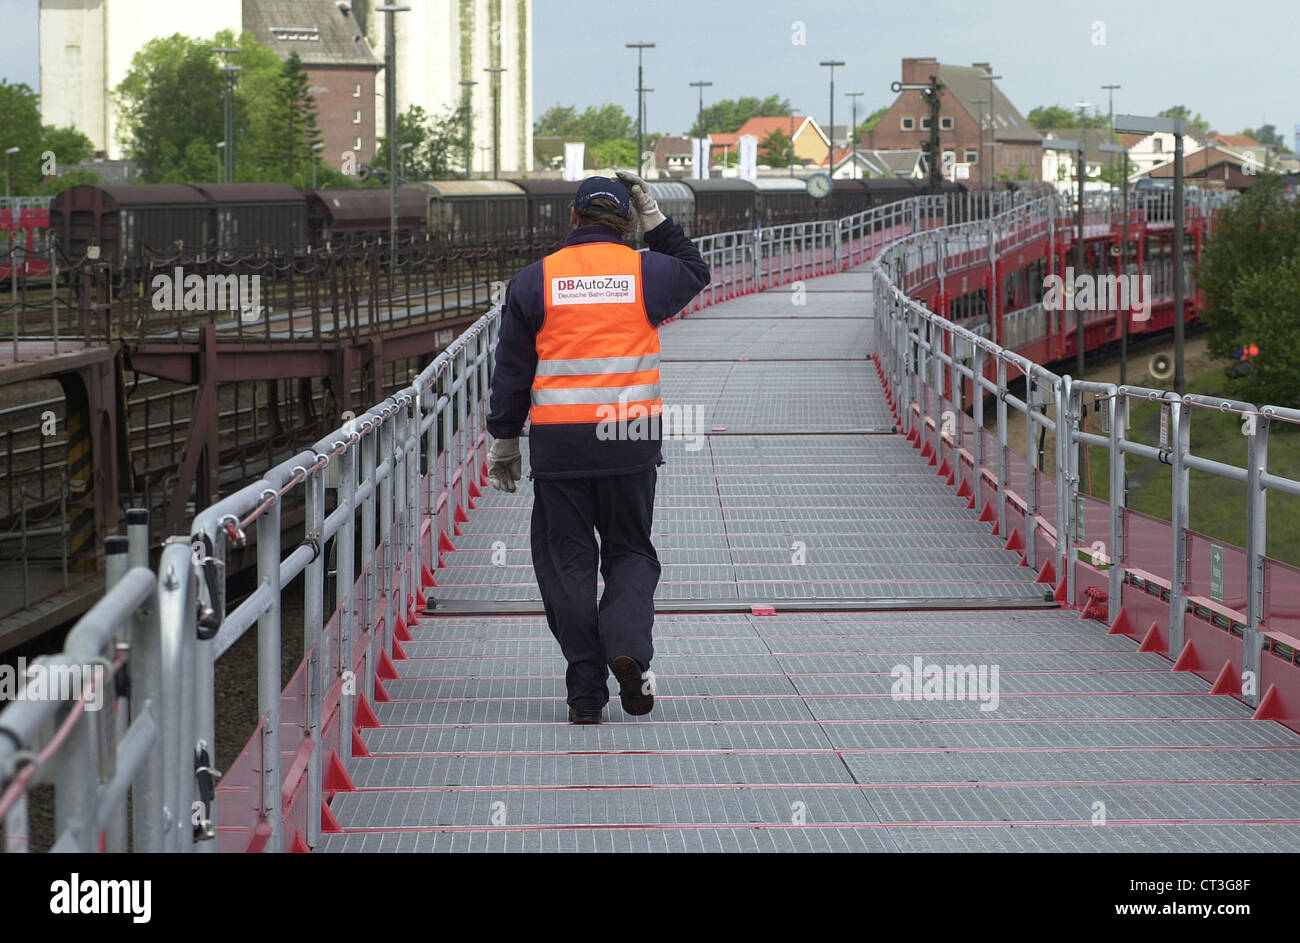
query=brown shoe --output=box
[568,706,602,724]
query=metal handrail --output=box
[2,186,1254,853]
[872,191,1298,718]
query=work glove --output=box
[615,171,666,232]
[487,437,522,493]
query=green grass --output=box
[1082,368,1300,566]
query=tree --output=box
[1157,105,1211,137]
[264,52,323,185]
[0,80,96,193]
[1196,174,1300,404]
[688,95,792,137]
[1028,105,1080,130]
[115,34,225,182]
[1240,124,1291,156]
[589,138,636,169]
[856,105,888,140]
[534,102,633,145]
[375,103,470,180]
[759,128,792,167]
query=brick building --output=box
[244,0,383,173]
[871,58,1042,184]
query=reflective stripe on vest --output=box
[531,241,661,426]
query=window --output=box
[1154,138,1163,152]
[940,116,954,130]
[353,110,362,124]
[353,83,362,98]
[354,137,362,151]
[901,117,915,130]
[965,148,978,163]
[920,116,931,130]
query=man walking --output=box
[485,173,710,724]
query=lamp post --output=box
[311,141,325,188]
[1115,113,1187,394]
[215,142,225,184]
[979,73,1002,188]
[627,42,655,176]
[819,60,844,170]
[459,79,476,179]
[971,96,988,192]
[689,80,711,178]
[484,66,506,179]
[845,91,863,178]
[1043,138,1087,381]
[213,47,242,184]
[3,146,17,199]
[1101,84,1121,221]
[1100,142,1131,383]
[376,4,410,300]
[399,141,414,183]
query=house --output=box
[651,135,694,175]
[1145,146,1276,191]
[871,58,1042,183]
[533,136,592,174]
[1040,128,1121,187]
[1115,130,1208,178]
[829,148,925,179]
[243,0,384,172]
[711,116,830,167]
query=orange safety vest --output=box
[530,242,662,426]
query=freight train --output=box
[47,177,1054,268]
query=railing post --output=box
[1053,378,1069,589]
[1065,384,1082,608]
[971,345,986,519]
[995,357,1008,539]
[256,489,283,853]
[302,460,325,847]
[361,420,378,703]
[1024,375,1039,572]
[1244,411,1267,707]
[1169,396,1190,659]
[337,427,357,754]
[1108,389,1128,625]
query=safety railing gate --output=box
[874,195,1300,736]
[6,187,1271,853]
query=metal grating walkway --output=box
[318,268,1300,853]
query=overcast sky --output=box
[3,0,1296,142]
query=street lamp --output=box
[1100,142,1131,384]
[627,42,655,175]
[484,66,506,179]
[399,141,414,183]
[1101,84,1121,219]
[3,146,18,199]
[819,60,844,169]
[979,73,1002,188]
[844,91,863,178]
[1115,112,1187,394]
[310,141,325,188]
[689,80,711,179]
[1043,137,1087,383]
[376,4,411,300]
[213,46,242,184]
[459,79,477,179]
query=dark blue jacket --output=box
[487,217,710,478]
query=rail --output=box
[872,194,1300,725]
[0,186,1256,853]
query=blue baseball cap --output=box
[574,176,632,219]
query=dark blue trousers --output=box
[530,468,660,710]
